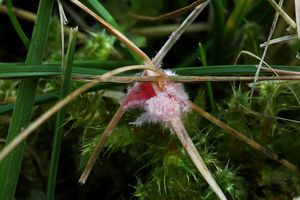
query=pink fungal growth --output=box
[121,70,190,126]
[121,82,156,109]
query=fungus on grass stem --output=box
[122,70,189,126]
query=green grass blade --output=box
[0,63,300,78]
[46,27,78,200]
[84,0,119,29]
[5,0,30,48]
[0,61,134,78]
[0,83,119,115]
[0,0,54,199]
[211,0,225,63]
[175,65,300,75]
[225,0,253,38]
[199,43,216,113]
[0,91,59,114]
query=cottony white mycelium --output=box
[122,70,189,126]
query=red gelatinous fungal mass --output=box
[122,82,156,108]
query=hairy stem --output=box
[79,107,125,184]
[152,0,211,66]
[170,116,227,200]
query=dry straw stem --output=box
[235,51,300,76]
[130,23,209,37]
[79,107,125,184]
[236,50,300,105]
[190,102,300,174]
[260,34,298,47]
[266,0,296,30]
[78,75,300,83]
[251,0,283,102]
[69,0,155,69]
[0,65,159,163]
[130,0,205,21]
[295,0,300,38]
[170,116,227,200]
[152,0,211,66]
[0,5,35,22]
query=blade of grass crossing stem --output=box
[5,0,30,48]
[198,43,216,113]
[46,27,78,200]
[0,0,55,199]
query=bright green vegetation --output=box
[0,0,300,199]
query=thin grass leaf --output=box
[0,91,59,114]
[211,0,225,62]
[46,27,78,200]
[0,0,55,199]
[199,43,216,113]
[1,63,300,78]
[0,83,119,115]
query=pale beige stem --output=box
[295,0,300,38]
[130,0,204,21]
[251,0,283,102]
[260,35,298,47]
[0,5,35,21]
[77,75,300,83]
[266,0,296,29]
[170,116,227,200]
[0,5,87,41]
[130,23,209,37]
[190,102,300,174]
[0,65,156,163]
[152,0,211,66]
[79,107,125,184]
